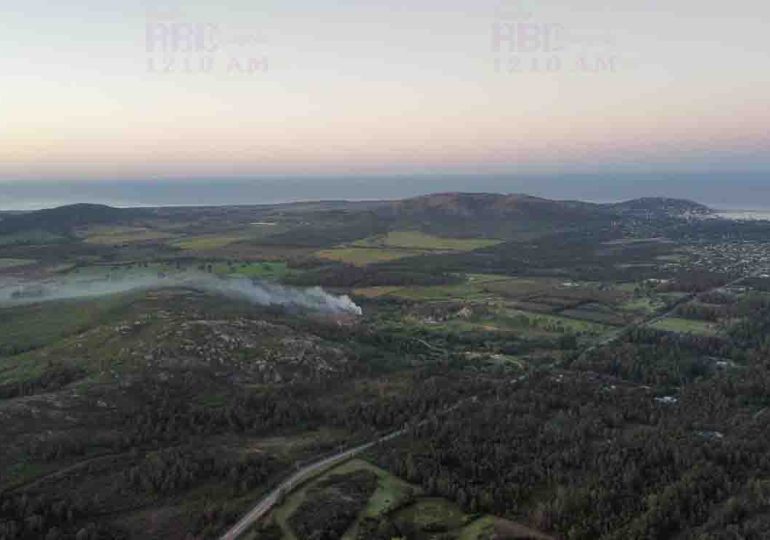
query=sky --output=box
[1,0,769,182]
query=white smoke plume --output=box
[0,273,363,316]
[199,276,363,315]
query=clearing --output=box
[649,317,719,336]
[83,227,175,245]
[172,234,250,251]
[317,231,502,267]
[315,247,421,266]
[354,231,501,252]
[262,457,533,540]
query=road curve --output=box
[222,273,760,539]
[220,430,404,540]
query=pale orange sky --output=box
[1,0,769,181]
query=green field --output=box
[370,276,572,302]
[0,230,64,246]
[355,231,501,252]
[367,277,614,337]
[265,458,510,540]
[351,286,405,298]
[0,258,36,269]
[462,273,515,283]
[67,262,171,280]
[409,309,610,338]
[211,261,291,280]
[499,309,610,335]
[267,459,417,540]
[315,247,421,266]
[0,295,134,381]
[649,317,719,336]
[171,223,291,252]
[479,277,557,298]
[270,481,306,540]
[457,516,496,540]
[84,227,175,245]
[65,261,293,282]
[392,497,470,535]
[339,460,419,539]
[172,234,249,251]
[317,231,502,267]
[389,282,490,301]
[620,296,667,314]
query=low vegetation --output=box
[354,230,501,251]
[649,316,719,336]
[2,194,770,539]
[315,247,421,266]
[0,258,35,269]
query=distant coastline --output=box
[1,173,768,212]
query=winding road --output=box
[221,272,761,539]
[577,273,755,361]
[220,430,404,540]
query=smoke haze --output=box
[0,273,363,316]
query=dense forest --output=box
[370,294,770,539]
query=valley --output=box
[2,193,770,539]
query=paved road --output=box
[220,430,404,540]
[222,272,761,539]
[220,392,486,539]
[577,273,755,361]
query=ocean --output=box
[0,173,767,211]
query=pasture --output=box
[83,226,175,245]
[0,230,63,246]
[264,457,511,540]
[316,231,503,267]
[171,234,248,251]
[649,317,719,336]
[210,261,291,280]
[315,247,421,266]
[355,230,501,252]
[0,294,134,378]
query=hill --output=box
[608,197,713,218]
[391,192,598,217]
[370,192,712,238]
[388,192,712,219]
[0,203,145,235]
[378,192,605,237]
